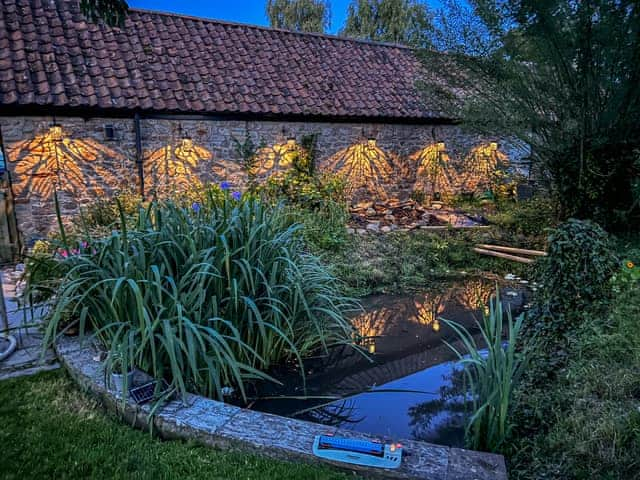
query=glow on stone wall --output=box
[7,126,120,199]
[325,139,395,198]
[144,139,211,193]
[461,142,509,193]
[251,140,299,179]
[410,143,454,197]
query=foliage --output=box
[610,258,640,296]
[341,0,434,47]
[79,188,143,233]
[266,0,331,33]
[531,219,617,352]
[284,200,350,252]
[424,0,640,230]
[80,0,129,26]
[41,191,358,403]
[298,133,319,177]
[0,371,354,480]
[509,259,640,480]
[324,229,533,296]
[232,132,264,187]
[410,189,427,205]
[260,170,346,210]
[486,197,558,242]
[257,136,346,211]
[442,290,528,452]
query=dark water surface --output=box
[250,277,528,447]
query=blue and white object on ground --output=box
[312,434,402,469]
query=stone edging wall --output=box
[55,335,507,480]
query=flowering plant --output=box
[56,241,95,259]
[611,259,640,294]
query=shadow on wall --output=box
[459,143,509,194]
[321,141,512,202]
[252,140,300,180]
[7,125,124,200]
[144,138,210,195]
[325,139,398,200]
[7,125,516,219]
[409,143,456,199]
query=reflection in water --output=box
[456,278,494,312]
[411,292,446,331]
[252,277,528,447]
[302,358,472,446]
[408,364,469,444]
[306,399,365,427]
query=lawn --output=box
[0,370,353,480]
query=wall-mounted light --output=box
[286,136,296,148]
[436,141,446,152]
[432,319,441,332]
[367,137,377,148]
[180,136,194,153]
[48,124,63,143]
[489,142,499,151]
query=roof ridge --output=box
[128,6,415,51]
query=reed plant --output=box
[42,190,358,402]
[442,290,528,452]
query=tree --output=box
[423,0,640,230]
[80,0,129,26]
[266,0,330,33]
[340,0,434,47]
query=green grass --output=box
[0,370,354,480]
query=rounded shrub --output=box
[532,219,617,345]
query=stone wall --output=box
[0,115,529,243]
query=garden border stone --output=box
[55,336,507,480]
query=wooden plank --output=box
[473,247,535,264]
[476,244,547,257]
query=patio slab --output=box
[0,267,58,380]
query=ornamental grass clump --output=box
[42,190,358,402]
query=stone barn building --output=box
[0,0,527,251]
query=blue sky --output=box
[127,1,442,34]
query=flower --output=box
[231,191,241,201]
[627,261,635,269]
[192,202,201,213]
[220,181,231,190]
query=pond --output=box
[246,276,529,447]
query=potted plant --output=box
[108,353,134,395]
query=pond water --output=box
[248,277,529,447]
